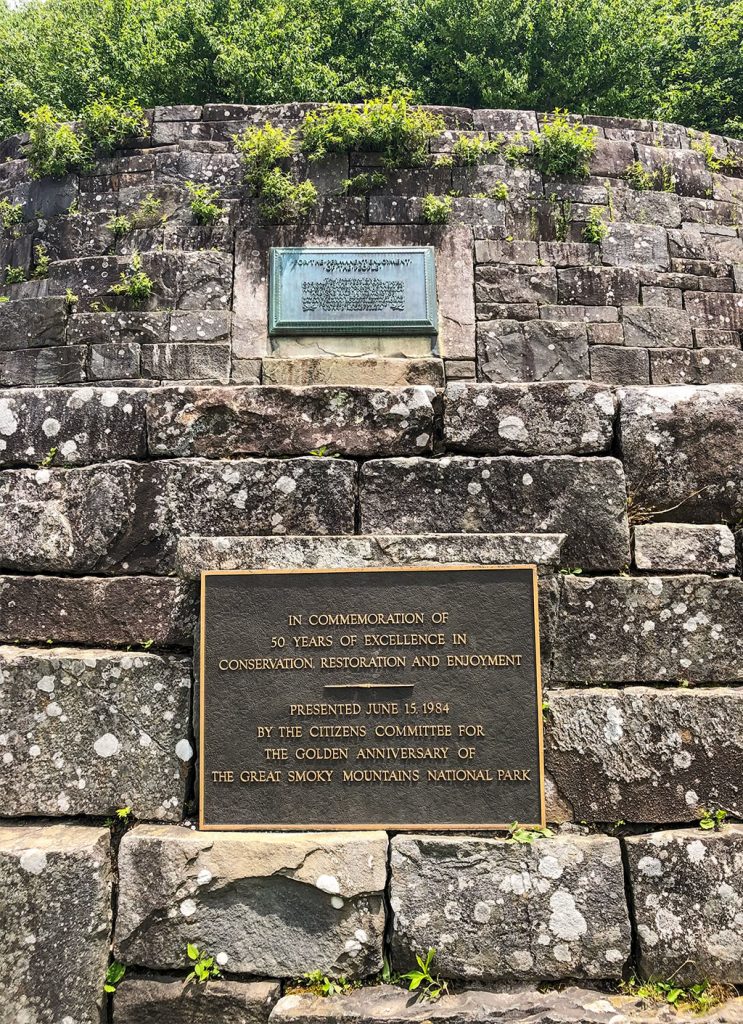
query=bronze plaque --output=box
[199,566,545,830]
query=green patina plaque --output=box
[269,246,438,335]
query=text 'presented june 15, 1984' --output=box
[199,565,545,830]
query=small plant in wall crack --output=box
[699,807,727,831]
[111,250,153,302]
[185,180,223,225]
[186,943,222,983]
[296,970,357,996]
[308,444,340,458]
[401,947,449,1002]
[620,973,733,1013]
[582,206,608,243]
[103,960,126,994]
[421,193,453,224]
[506,821,554,844]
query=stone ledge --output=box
[174,532,566,578]
[262,357,445,388]
[0,645,192,819]
[389,833,630,982]
[114,826,388,978]
[0,821,111,1023]
[114,975,280,1023]
[633,524,737,574]
[269,986,743,1024]
[545,687,743,822]
[625,825,743,984]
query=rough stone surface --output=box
[114,827,387,978]
[0,297,67,350]
[625,826,743,983]
[389,834,631,981]
[590,346,650,385]
[114,976,280,1024]
[553,575,743,682]
[175,532,566,576]
[633,524,737,574]
[622,307,692,348]
[619,385,743,521]
[601,223,670,270]
[0,575,197,646]
[0,386,148,466]
[0,458,356,573]
[146,385,436,457]
[650,347,743,385]
[262,357,445,387]
[360,456,630,570]
[0,646,192,819]
[545,688,743,822]
[0,822,111,1024]
[477,319,589,382]
[444,381,615,454]
[270,987,743,1024]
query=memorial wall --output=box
[0,102,742,1024]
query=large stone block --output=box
[360,456,629,570]
[625,826,743,983]
[633,524,736,574]
[0,645,192,819]
[0,345,87,386]
[601,223,670,270]
[444,381,614,455]
[684,291,743,331]
[389,833,630,981]
[0,386,147,467]
[622,306,693,348]
[557,267,640,305]
[618,385,743,521]
[114,827,387,978]
[476,266,558,305]
[545,688,743,822]
[477,319,589,382]
[0,575,196,646]
[0,458,356,573]
[114,976,280,1024]
[147,385,436,458]
[650,347,743,385]
[553,575,743,682]
[0,822,111,1024]
[0,297,67,350]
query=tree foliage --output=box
[0,0,740,139]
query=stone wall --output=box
[1,104,742,1023]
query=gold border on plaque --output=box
[198,564,546,832]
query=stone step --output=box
[114,976,280,1022]
[269,986,743,1024]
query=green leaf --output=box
[187,943,200,960]
[104,984,115,993]
[409,975,423,990]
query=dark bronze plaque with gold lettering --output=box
[199,566,545,831]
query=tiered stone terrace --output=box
[0,105,742,1023]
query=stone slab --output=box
[0,297,67,351]
[633,524,737,574]
[113,976,280,1024]
[618,385,743,521]
[0,822,111,1024]
[262,357,445,387]
[390,833,630,980]
[553,575,743,682]
[360,456,630,571]
[146,385,436,458]
[545,687,743,822]
[0,645,192,819]
[114,826,387,978]
[0,386,147,467]
[477,319,589,383]
[270,986,743,1024]
[625,826,743,983]
[0,458,356,573]
[174,532,566,578]
[444,381,615,454]
[0,575,197,646]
